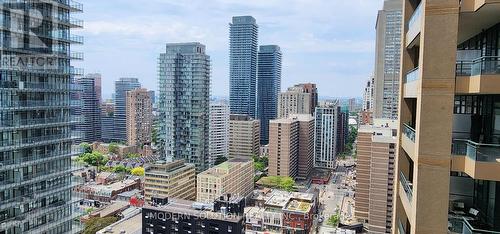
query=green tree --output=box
[113,165,129,173]
[78,152,108,167]
[108,143,119,154]
[125,153,141,158]
[130,167,145,176]
[279,177,295,192]
[83,216,119,234]
[327,211,341,227]
[79,142,92,154]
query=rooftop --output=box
[96,207,142,234]
[145,198,243,223]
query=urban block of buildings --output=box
[126,88,153,147]
[229,114,260,159]
[144,160,196,202]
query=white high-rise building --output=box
[209,100,230,167]
[314,101,339,169]
[363,75,375,112]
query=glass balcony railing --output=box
[405,67,420,83]
[0,100,74,109]
[398,220,406,234]
[456,56,500,76]
[0,150,81,170]
[403,123,416,142]
[451,139,500,162]
[70,52,84,60]
[407,1,423,43]
[462,217,500,234]
[399,171,413,202]
[0,132,81,149]
[0,116,82,129]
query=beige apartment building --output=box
[126,88,153,146]
[356,119,397,234]
[144,160,196,202]
[277,85,313,119]
[268,114,315,180]
[269,118,299,178]
[196,158,254,203]
[229,114,260,159]
[394,1,500,233]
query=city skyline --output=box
[81,0,383,99]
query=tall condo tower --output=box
[0,1,84,233]
[257,45,282,145]
[158,42,210,172]
[373,0,402,120]
[76,74,102,143]
[229,16,258,118]
[114,77,141,142]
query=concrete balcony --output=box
[460,0,500,13]
[458,1,500,44]
[455,56,500,94]
[406,1,423,48]
[403,67,419,98]
[398,171,413,225]
[451,139,500,181]
[401,123,416,160]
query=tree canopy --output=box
[78,152,108,167]
[130,167,145,176]
[83,216,118,234]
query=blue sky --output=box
[77,0,383,99]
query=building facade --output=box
[294,114,315,180]
[229,114,260,159]
[0,1,84,233]
[196,158,254,203]
[373,0,402,120]
[158,42,210,172]
[363,75,375,112]
[126,88,153,147]
[209,100,230,167]
[257,45,282,145]
[394,1,500,234]
[229,16,258,118]
[268,118,299,178]
[314,102,339,169]
[356,119,396,234]
[277,85,313,119]
[76,74,102,143]
[114,77,141,142]
[144,160,196,202]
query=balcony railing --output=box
[406,1,423,44]
[0,116,82,129]
[451,139,500,162]
[402,123,416,142]
[471,56,500,76]
[400,171,413,202]
[456,56,500,76]
[398,220,406,234]
[405,67,420,83]
[0,149,81,170]
[0,132,81,150]
[462,217,500,234]
[0,100,73,109]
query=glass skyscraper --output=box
[229,16,258,118]
[114,77,140,142]
[257,45,282,145]
[158,42,210,172]
[76,74,102,143]
[0,1,84,233]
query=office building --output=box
[114,78,141,141]
[196,158,254,203]
[126,88,153,147]
[356,119,397,233]
[268,114,314,180]
[158,42,210,171]
[0,1,84,233]
[268,118,299,178]
[394,1,500,233]
[209,100,230,167]
[373,0,402,120]
[144,160,196,202]
[278,84,315,119]
[87,73,102,105]
[257,45,282,145]
[229,16,258,118]
[314,101,339,169]
[229,114,260,159]
[143,197,245,234]
[337,110,349,154]
[76,74,102,143]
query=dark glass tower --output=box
[229,16,258,118]
[257,45,281,145]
